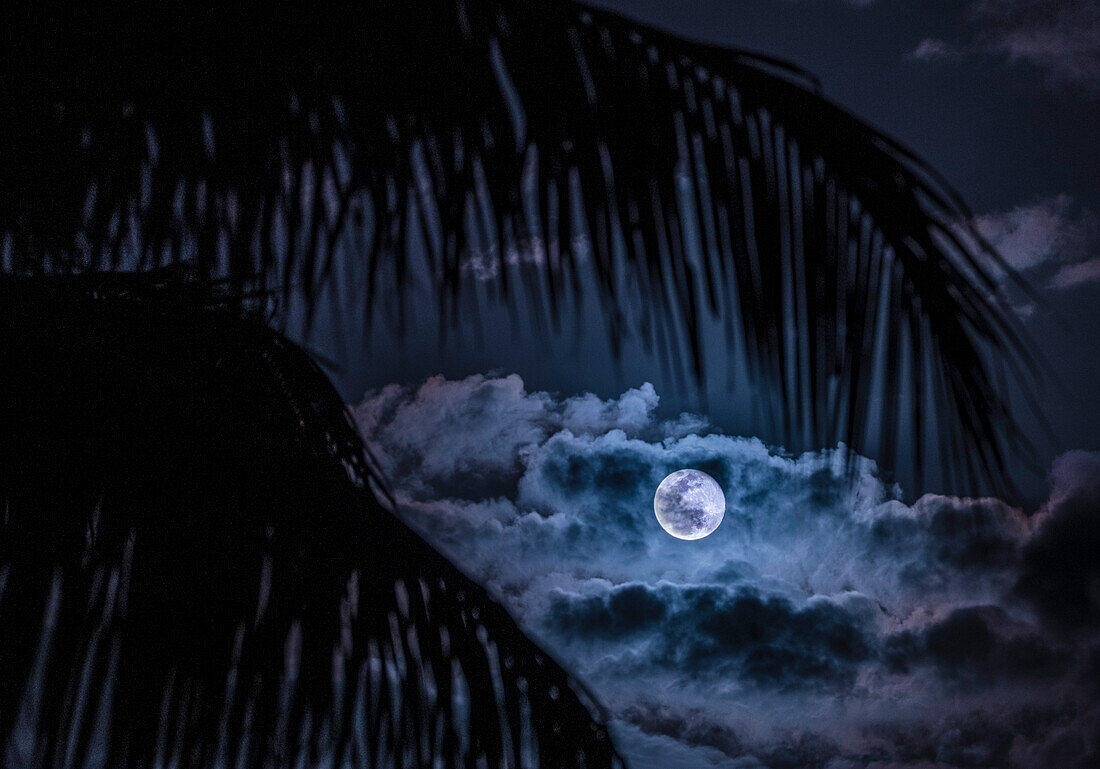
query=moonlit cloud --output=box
[354,374,1100,768]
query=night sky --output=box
[296,0,1100,498]
[290,2,1100,766]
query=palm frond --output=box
[0,280,622,768]
[0,0,1035,489]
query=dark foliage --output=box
[0,275,622,768]
[0,0,1036,492]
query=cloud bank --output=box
[353,374,1100,768]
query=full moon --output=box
[653,469,725,540]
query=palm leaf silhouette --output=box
[1,0,1036,492]
[0,273,622,768]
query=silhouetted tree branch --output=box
[0,274,623,768]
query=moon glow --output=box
[654,469,725,540]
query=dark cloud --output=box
[549,582,872,691]
[1016,451,1100,632]
[354,374,1100,769]
[885,605,1069,684]
[675,587,872,691]
[871,495,1026,572]
[620,699,858,769]
[620,700,744,758]
[548,582,668,640]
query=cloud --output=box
[972,0,1100,88]
[1016,451,1100,632]
[547,582,669,641]
[910,38,961,61]
[1051,257,1100,289]
[354,374,1100,768]
[831,0,1099,88]
[548,581,874,691]
[884,605,1069,683]
[965,195,1100,292]
[903,1,1100,90]
[352,374,703,499]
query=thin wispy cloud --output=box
[1051,256,1100,289]
[900,0,1100,90]
[974,0,1100,88]
[910,37,961,61]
